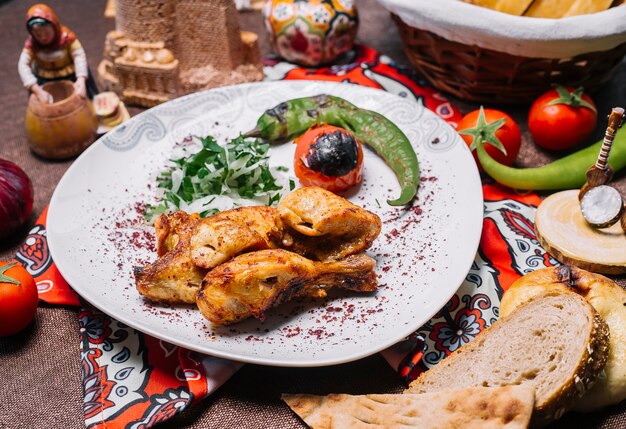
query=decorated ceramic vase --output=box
[263,0,358,67]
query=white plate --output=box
[48,81,483,367]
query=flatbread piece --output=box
[283,385,534,429]
[464,0,534,15]
[525,0,613,18]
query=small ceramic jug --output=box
[25,80,98,159]
[263,0,359,67]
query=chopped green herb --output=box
[145,135,291,222]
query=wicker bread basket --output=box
[377,0,626,104]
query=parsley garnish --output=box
[145,135,291,222]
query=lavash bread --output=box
[406,290,610,427]
[464,0,534,16]
[283,385,534,429]
[500,265,626,412]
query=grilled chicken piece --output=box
[189,206,286,269]
[190,218,269,269]
[155,211,200,257]
[278,186,382,261]
[196,249,377,325]
[135,211,205,304]
[137,207,286,304]
[211,206,286,247]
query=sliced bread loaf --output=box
[406,290,610,427]
[283,385,534,429]
[500,265,626,412]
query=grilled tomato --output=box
[294,124,363,192]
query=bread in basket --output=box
[377,0,626,103]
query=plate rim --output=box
[48,80,484,367]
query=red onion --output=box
[0,159,34,240]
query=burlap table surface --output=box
[1,0,625,428]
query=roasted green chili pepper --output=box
[476,127,626,190]
[246,94,420,206]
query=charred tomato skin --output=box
[294,125,363,192]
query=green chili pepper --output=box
[476,127,626,190]
[246,94,420,206]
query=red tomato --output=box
[529,86,597,151]
[457,108,521,167]
[294,124,363,192]
[0,261,38,336]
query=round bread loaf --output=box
[500,265,626,412]
[407,289,610,427]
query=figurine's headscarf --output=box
[24,4,76,50]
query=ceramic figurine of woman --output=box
[18,4,97,103]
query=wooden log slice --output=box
[535,190,626,274]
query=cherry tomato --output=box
[529,86,597,151]
[0,261,38,336]
[294,124,363,192]
[458,107,521,167]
